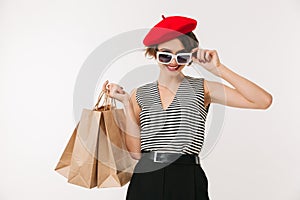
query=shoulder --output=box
[185,75,204,83]
[186,76,207,92]
[137,81,154,91]
[203,79,210,96]
[135,81,156,99]
[188,75,211,100]
[129,88,142,123]
[130,81,155,108]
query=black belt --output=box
[141,150,200,165]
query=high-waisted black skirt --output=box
[126,151,210,200]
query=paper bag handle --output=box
[93,90,117,111]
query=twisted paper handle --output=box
[93,90,117,111]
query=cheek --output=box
[158,63,165,68]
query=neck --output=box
[157,72,185,86]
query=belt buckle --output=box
[195,156,200,165]
[153,151,165,163]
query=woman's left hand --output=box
[191,47,222,76]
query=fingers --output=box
[191,47,199,53]
[205,50,212,62]
[117,87,125,94]
[197,49,201,61]
[200,49,205,62]
[102,80,109,92]
[193,48,212,62]
[103,81,125,96]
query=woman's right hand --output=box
[102,80,130,104]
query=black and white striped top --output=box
[136,75,210,155]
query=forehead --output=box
[157,38,185,53]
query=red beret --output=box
[143,15,197,46]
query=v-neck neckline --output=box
[155,76,187,111]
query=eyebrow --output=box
[158,48,188,54]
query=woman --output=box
[102,15,272,200]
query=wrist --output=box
[122,93,131,108]
[214,63,226,78]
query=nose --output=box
[169,57,177,66]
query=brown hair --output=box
[144,32,199,66]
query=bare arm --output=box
[193,48,273,109]
[205,64,273,109]
[102,81,142,160]
[123,88,142,160]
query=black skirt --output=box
[126,152,210,200]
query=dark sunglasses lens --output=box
[158,53,172,63]
[177,55,191,64]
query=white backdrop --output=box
[1,0,300,199]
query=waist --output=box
[141,150,201,165]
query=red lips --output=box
[166,65,179,71]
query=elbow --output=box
[126,144,142,160]
[125,136,142,160]
[129,151,142,160]
[260,94,273,109]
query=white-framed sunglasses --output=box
[156,51,192,65]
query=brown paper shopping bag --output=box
[55,92,106,188]
[66,107,100,188]
[54,123,79,178]
[97,108,137,188]
[95,91,138,188]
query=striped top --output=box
[136,75,210,155]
